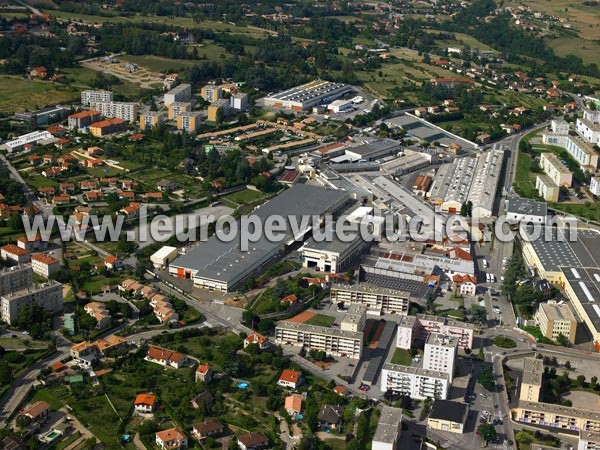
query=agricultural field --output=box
[0,76,79,114]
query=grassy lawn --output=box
[222,189,265,205]
[390,348,413,366]
[31,385,70,410]
[0,76,79,114]
[120,54,199,72]
[0,338,48,350]
[304,313,336,327]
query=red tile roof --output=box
[134,393,157,406]
[279,369,301,384]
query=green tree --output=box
[478,423,497,443]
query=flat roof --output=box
[579,430,600,444]
[428,400,468,423]
[276,320,363,340]
[426,333,458,348]
[517,400,600,421]
[505,195,547,217]
[382,362,449,380]
[521,357,543,387]
[345,138,400,158]
[538,301,577,322]
[265,80,350,103]
[373,406,402,444]
[541,152,572,175]
[360,270,433,298]
[331,282,410,298]
[560,266,600,331]
[171,184,347,287]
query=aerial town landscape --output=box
[0,0,600,449]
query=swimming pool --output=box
[237,382,249,389]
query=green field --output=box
[390,348,413,366]
[222,189,265,205]
[304,313,336,327]
[0,76,79,114]
[120,54,200,72]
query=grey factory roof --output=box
[466,149,504,216]
[171,184,347,287]
[371,175,436,223]
[525,227,600,272]
[301,227,364,256]
[428,400,468,424]
[345,138,401,158]
[265,80,350,103]
[505,196,547,217]
[384,114,477,149]
[429,157,476,205]
[560,266,600,332]
[373,406,403,444]
[360,270,433,298]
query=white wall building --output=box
[164,84,192,106]
[81,90,113,106]
[550,119,570,135]
[90,101,138,122]
[230,93,248,111]
[423,333,458,382]
[1,282,63,325]
[372,406,402,450]
[540,152,573,187]
[591,177,600,196]
[330,283,410,315]
[380,363,449,400]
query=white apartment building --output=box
[372,406,402,450]
[31,254,61,278]
[396,314,474,350]
[551,119,570,135]
[340,303,367,332]
[81,90,113,106]
[330,283,410,315]
[540,152,573,187]
[579,431,600,450]
[230,93,248,110]
[536,174,559,202]
[164,84,192,106]
[591,177,600,196]
[275,321,363,359]
[0,265,33,297]
[90,101,138,122]
[423,333,458,382]
[380,363,449,400]
[576,117,600,145]
[1,282,63,325]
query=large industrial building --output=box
[169,184,348,292]
[275,321,363,359]
[521,227,600,350]
[263,80,352,111]
[429,149,504,218]
[330,283,410,315]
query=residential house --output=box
[104,255,124,271]
[452,274,477,296]
[237,432,269,450]
[145,346,188,369]
[195,364,213,383]
[21,401,50,421]
[30,66,48,79]
[333,386,349,397]
[157,180,177,192]
[16,234,47,252]
[285,394,303,416]
[120,202,140,218]
[84,301,111,329]
[318,405,343,430]
[155,428,188,450]
[190,391,214,410]
[244,332,269,350]
[134,393,157,414]
[191,420,225,441]
[277,369,302,390]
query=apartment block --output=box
[513,401,600,433]
[89,101,138,122]
[579,430,600,450]
[164,84,192,106]
[591,177,600,196]
[423,333,458,382]
[1,282,63,325]
[177,111,202,132]
[31,253,61,278]
[167,102,192,119]
[519,357,543,402]
[139,111,163,130]
[372,406,402,450]
[550,119,570,135]
[81,90,113,106]
[380,363,449,400]
[275,321,363,359]
[89,118,129,137]
[536,174,559,202]
[330,283,410,315]
[535,301,578,343]
[540,153,572,187]
[68,110,101,130]
[396,314,474,350]
[0,265,33,297]
[200,84,222,103]
[340,304,367,332]
[230,92,248,110]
